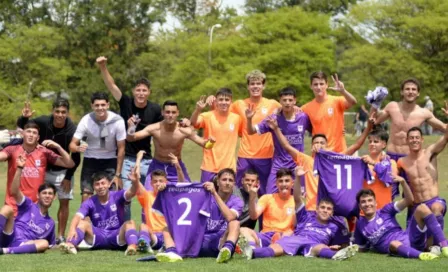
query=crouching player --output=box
[156,168,243,263]
[355,175,448,260]
[0,154,56,254]
[238,168,296,249]
[239,166,358,260]
[61,168,140,255]
[135,151,186,254]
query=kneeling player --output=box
[239,168,295,249]
[0,154,56,254]
[156,168,243,263]
[355,175,447,259]
[61,169,140,255]
[239,166,358,260]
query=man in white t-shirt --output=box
[69,92,126,202]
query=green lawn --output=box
[1,135,448,271]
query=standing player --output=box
[239,166,358,260]
[0,154,56,255]
[97,56,162,220]
[398,113,448,230]
[301,72,357,153]
[239,168,296,248]
[233,169,259,229]
[69,92,126,202]
[355,180,447,259]
[246,87,311,193]
[190,89,242,182]
[155,168,242,263]
[373,79,446,197]
[17,98,80,244]
[0,122,74,213]
[61,168,140,255]
[127,100,213,187]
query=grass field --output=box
[1,135,448,271]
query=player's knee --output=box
[124,219,136,228]
[0,205,14,217]
[430,203,444,216]
[270,244,285,257]
[139,223,149,231]
[35,240,50,252]
[415,204,431,218]
[228,220,240,230]
[77,220,89,230]
[389,240,403,252]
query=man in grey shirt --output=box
[233,169,259,229]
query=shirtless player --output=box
[127,100,213,189]
[397,101,448,233]
[373,78,447,197]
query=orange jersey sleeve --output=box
[233,98,280,159]
[199,111,241,172]
[258,194,295,233]
[294,152,318,211]
[302,95,347,153]
[137,191,167,232]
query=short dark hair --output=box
[400,78,420,92]
[312,134,327,143]
[243,169,259,179]
[217,168,236,180]
[151,169,167,179]
[162,100,178,110]
[91,92,109,103]
[92,171,111,183]
[318,197,335,207]
[369,129,389,144]
[407,126,423,137]
[310,71,328,84]
[356,189,376,204]
[38,183,57,194]
[24,121,40,132]
[134,77,151,89]
[276,168,293,179]
[279,87,296,98]
[216,88,232,98]
[52,98,70,111]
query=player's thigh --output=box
[430,201,446,217]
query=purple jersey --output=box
[294,204,339,245]
[206,194,243,234]
[314,150,373,218]
[373,157,394,187]
[354,202,404,252]
[152,183,212,257]
[14,197,55,246]
[77,190,129,231]
[256,112,311,168]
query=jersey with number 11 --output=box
[152,183,212,257]
[314,150,373,218]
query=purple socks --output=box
[4,244,37,254]
[125,229,138,246]
[222,241,236,255]
[424,214,448,247]
[396,245,421,259]
[67,228,85,246]
[319,248,336,259]
[0,215,6,231]
[165,247,179,254]
[253,247,275,259]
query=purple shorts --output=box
[386,151,407,199]
[92,227,126,250]
[276,235,317,256]
[373,230,410,254]
[406,197,447,227]
[407,216,428,251]
[144,158,191,190]
[0,229,26,247]
[198,231,225,257]
[236,157,272,195]
[152,232,164,250]
[200,170,217,184]
[257,231,277,247]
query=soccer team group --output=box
[0,55,447,264]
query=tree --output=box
[245,0,359,15]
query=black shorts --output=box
[80,157,117,194]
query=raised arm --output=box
[96,56,123,101]
[248,185,263,220]
[190,95,207,127]
[10,153,26,204]
[168,153,186,183]
[393,175,414,210]
[344,113,375,155]
[43,140,75,168]
[371,102,392,125]
[245,104,258,135]
[203,182,238,222]
[269,117,299,159]
[293,166,307,209]
[426,101,447,133]
[127,121,155,142]
[427,101,448,155]
[124,166,140,200]
[328,74,357,108]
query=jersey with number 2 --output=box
[314,150,372,218]
[152,183,212,257]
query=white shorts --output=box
[45,169,74,200]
